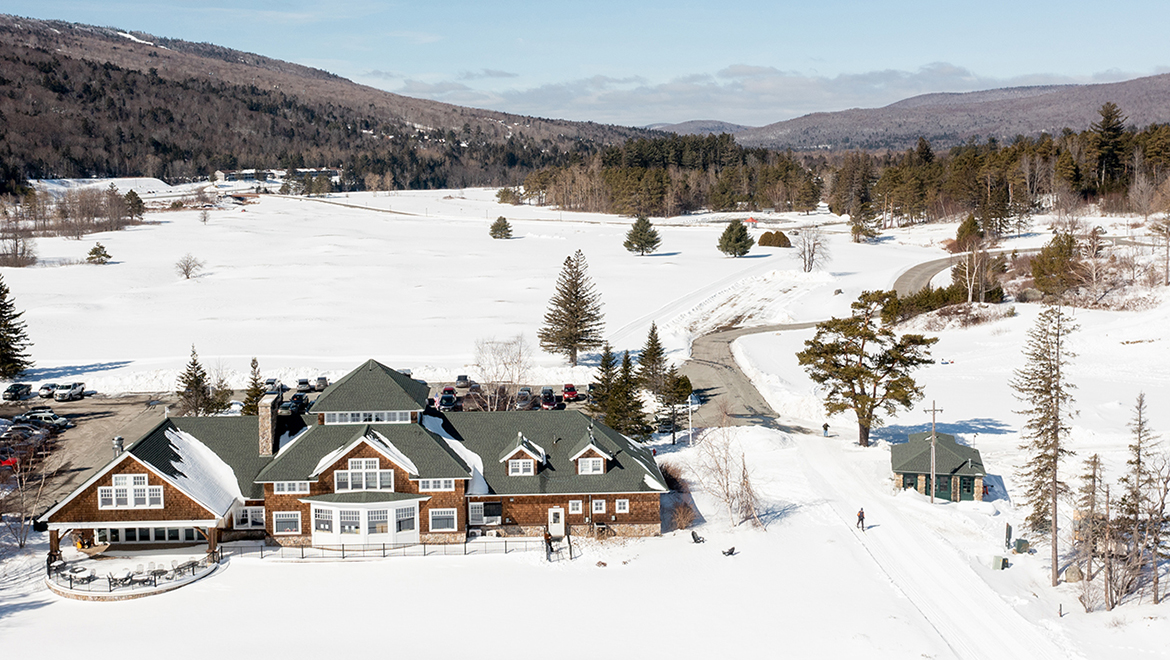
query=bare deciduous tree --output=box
[794,225,830,273]
[472,335,532,411]
[1,446,54,548]
[175,253,205,279]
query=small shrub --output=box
[86,242,111,265]
[758,230,791,248]
[496,187,522,205]
[659,461,688,492]
[671,502,696,531]
[169,200,184,210]
[489,216,512,239]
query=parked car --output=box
[562,384,579,402]
[296,379,313,393]
[288,393,311,414]
[468,381,481,394]
[37,383,58,398]
[264,378,284,395]
[3,383,32,401]
[277,401,295,416]
[514,387,534,410]
[53,382,85,402]
[17,411,73,429]
[442,386,457,396]
[27,405,54,415]
[315,376,329,392]
[455,374,470,388]
[437,393,460,412]
[540,387,557,410]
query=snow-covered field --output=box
[2,187,1168,658]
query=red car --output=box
[562,384,579,402]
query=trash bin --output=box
[1014,538,1029,554]
[991,555,1007,570]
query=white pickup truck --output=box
[53,382,86,401]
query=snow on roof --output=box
[366,429,420,475]
[162,427,243,515]
[643,472,668,493]
[422,415,488,495]
[498,431,547,464]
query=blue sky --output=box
[7,1,1170,127]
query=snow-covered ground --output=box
[2,187,1168,657]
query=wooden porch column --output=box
[207,527,219,554]
[48,529,61,561]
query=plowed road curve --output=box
[679,254,1076,660]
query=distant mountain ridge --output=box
[730,74,1170,150]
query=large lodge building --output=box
[39,360,668,558]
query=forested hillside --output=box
[0,15,655,193]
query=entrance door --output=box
[547,507,565,538]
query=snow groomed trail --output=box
[791,434,1077,660]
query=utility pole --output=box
[926,400,943,504]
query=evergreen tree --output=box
[661,365,693,445]
[537,250,605,366]
[176,345,215,416]
[1091,102,1127,191]
[240,357,266,416]
[796,290,937,446]
[1075,454,1106,586]
[623,216,662,255]
[124,190,145,220]
[849,202,879,243]
[637,322,667,395]
[586,342,618,419]
[1118,392,1159,590]
[489,216,512,239]
[86,242,112,265]
[954,214,983,251]
[605,351,651,441]
[1011,304,1077,587]
[717,218,754,257]
[0,275,33,379]
[1031,232,1079,297]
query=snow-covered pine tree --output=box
[586,342,618,420]
[717,218,753,257]
[623,216,661,255]
[176,345,214,416]
[0,275,33,379]
[1011,304,1077,587]
[489,216,512,239]
[537,250,604,366]
[240,357,266,416]
[637,322,667,395]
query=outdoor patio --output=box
[44,544,219,601]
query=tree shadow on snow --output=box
[872,418,1013,446]
[645,251,681,257]
[755,501,799,528]
[23,361,133,381]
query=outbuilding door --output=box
[959,476,975,501]
[547,507,565,538]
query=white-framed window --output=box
[273,512,301,535]
[616,499,629,514]
[98,474,163,510]
[592,499,606,514]
[419,478,455,491]
[509,459,535,476]
[578,458,604,475]
[429,508,457,532]
[235,506,265,529]
[314,508,333,532]
[569,500,583,515]
[324,411,412,425]
[469,502,484,525]
[369,509,389,534]
[334,458,393,492]
[339,510,361,534]
[273,481,310,494]
[396,507,415,532]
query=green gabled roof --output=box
[311,359,430,413]
[255,422,470,483]
[567,427,619,460]
[441,410,668,496]
[891,431,985,477]
[130,415,305,500]
[299,492,428,504]
[497,432,547,463]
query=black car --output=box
[438,393,460,412]
[288,393,312,414]
[3,383,32,401]
[540,388,557,410]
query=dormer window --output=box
[509,459,535,476]
[578,457,604,475]
[335,458,394,492]
[324,411,411,425]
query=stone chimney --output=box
[259,394,279,456]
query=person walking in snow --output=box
[823,423,830,437]
[856,508,865,531]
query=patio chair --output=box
[147,561,156,572]
[691,530,705,544]
[134,563,144,575]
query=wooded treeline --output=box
[828,103,1170,236]
[516,134,824,217]
[0,43,611,193]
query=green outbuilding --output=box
[891,431,985,502]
